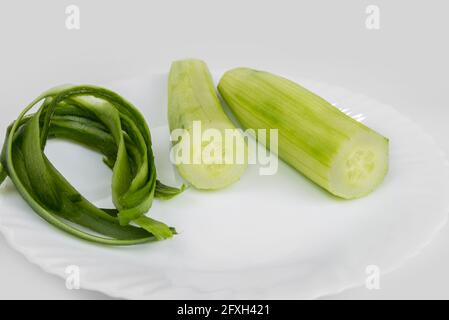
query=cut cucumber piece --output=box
[168,59,247,190]
[218,68,388,199]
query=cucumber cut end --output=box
[171,121,248,190]
[329,132,389,199]
[177,162,247,190]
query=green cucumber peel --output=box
[0,85,185,245]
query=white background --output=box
[0,0,448,299]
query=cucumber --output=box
[168,59,247,190]
[218,68,388,199]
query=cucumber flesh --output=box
[330,131,388,199]
[218,68,389,199]
[168,60,247,190]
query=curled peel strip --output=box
[0,85,184,245]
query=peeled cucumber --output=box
[168,59,247,190]
[218,68,388,199]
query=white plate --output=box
[0,72,448,299]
